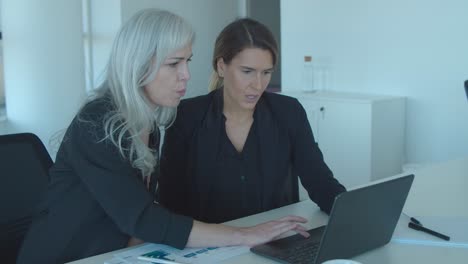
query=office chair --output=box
[0,133,53,264]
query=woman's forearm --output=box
[186,220,245,248]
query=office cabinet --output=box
[281,91,405,199]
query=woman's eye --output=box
[168,62,178,67]
[242,70,252,74]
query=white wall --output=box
[121,0,240,98]
[282,0,468,164]
[2,0,86,155]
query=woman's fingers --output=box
[240,215,311,246]
[293,225,310,238]
[270,221,310,239]
[277,215,308,223]
[271,215,310,237]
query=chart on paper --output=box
[105,243,249,264]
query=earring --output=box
[219,72,224,78]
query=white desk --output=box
[68,157,468,264]
[402,156,468,218]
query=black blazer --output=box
[159,90,346,223]
[17,97,193,264]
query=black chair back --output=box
[0,133,52,264]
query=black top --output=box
[207,114,262,222]
[159,90,346,223]
[17,96,193,264]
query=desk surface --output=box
[402,156,468,218]
[69,157,468,264]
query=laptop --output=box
[250,174,414,264]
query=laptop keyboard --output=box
[281,239,320,264]
[251,226,326,264]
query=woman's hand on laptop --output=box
[239,215,310,247]
[186,216,309,248]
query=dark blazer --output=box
[17,97,193,264]
[159,90,346,223]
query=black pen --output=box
[408,221,451,241]
[410,217,421,225]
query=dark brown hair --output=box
[209,18,278,91]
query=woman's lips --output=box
[177,89,186,97]
[245,94,259,103]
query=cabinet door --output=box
[317,100,372,188]
[292,96,321,200]
[294,97,321,142]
